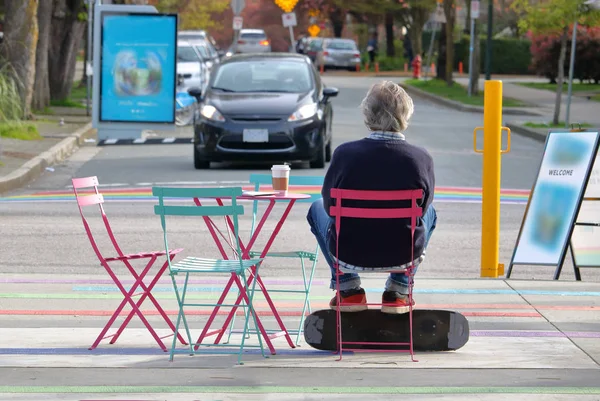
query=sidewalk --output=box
[454,77,600,126]
[0,109,93,194]
[0,273,599,399]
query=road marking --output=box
[0,185,531,204]
[0,309,541,317]
[1,385,600,394]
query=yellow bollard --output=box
[473,80,511,278]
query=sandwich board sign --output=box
[506,129,600,280]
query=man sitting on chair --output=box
[306,81,437,314]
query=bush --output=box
[0,64,23,122]
[529,27,600,84]
[454,36,532,75]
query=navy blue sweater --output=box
[322,137,435,268]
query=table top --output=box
[238,192,311,201]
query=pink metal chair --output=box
[329,188,424,362]
[71,176,187,351]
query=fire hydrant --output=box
[412,55,422,79]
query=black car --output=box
[186,53,338,169]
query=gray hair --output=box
[360,81,415,132]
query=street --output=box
[2,76,600,400]
[0,76,559,280]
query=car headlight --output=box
[200,105,225,122]
[288,103,318,122]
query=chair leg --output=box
[173,272,194,356]
[295,251,318,346]
[408,269,418,363]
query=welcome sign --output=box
[507,130,600,279]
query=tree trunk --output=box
[48,0,86,101]
[443,0,455,86]
[32,0,52,111]
[436,24,447,80]
[79,22,88,88]
[409,24,424,58]
[385,12,395,57]
[329,5,344,38]
[469,20,480,96]
[0,0,39,119]
[553,26,568,126]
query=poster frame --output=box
[506,129,600,280]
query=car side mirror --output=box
[187,87,203,101]
[323,87,339,98]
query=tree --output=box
[0,0,39,118]
[153,0,229,30]
[442,0,456,86]
[397,0,437,58]
[512,0,600,125]
[48,0,86,102]
[32,0,52,111]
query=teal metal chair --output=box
[225,174,325,346]
[152,186,266,364]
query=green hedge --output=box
[454,36,531,75]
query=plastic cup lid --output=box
[271,164,290,170]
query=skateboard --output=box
[303,309,469,352]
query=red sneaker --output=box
[329,288,368,312]
[381,291,415,314]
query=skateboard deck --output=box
[304,309,469,352]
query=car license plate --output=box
[243,129,269,143]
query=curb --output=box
[0,122,94,195]
[97,137,193,146]
[505,122,547,143]
[398,82,543,117]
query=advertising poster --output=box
[571,137,600,267]
[512,131,600,266]
[100,13,177,123]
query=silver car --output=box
[177,41,208,93]
[235,29,271,54]
[316,38,361,71]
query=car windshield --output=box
[326,40,357,50]
[177,46,200,62]
[179,33,205,41]
[212,60,313,93]
[194,44,209,59]
[240,32,267,40]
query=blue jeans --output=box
[306,198,437,294]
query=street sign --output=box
[274,0,299,13]
[231,0,245,15]
[433,5,446,23]
[471,0,480,19]
[233,16,243,30]
[308,24,320,37]
[282,12,297,27]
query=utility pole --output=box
[484,0,493,80]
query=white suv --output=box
[235,29,271,54]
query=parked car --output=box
[177,40,208,93]
[305,38,324,63]
[185,38,220,73]
[186,53,338,169]
[315,38,361,71]
[178,29,224,58]
[235,29,271,54]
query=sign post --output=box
[274,0,299,50]
[282,12,297,51]
[424,1,446,80]
[468,0,479,97]
[506,129,600,280]
[92,4,178,142]
[230,0,245,53]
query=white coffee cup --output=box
[271,164,290,195]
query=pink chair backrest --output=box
[329,188,424,266]
[72,176,126,261]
